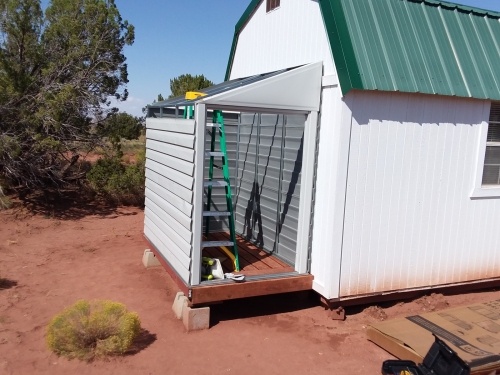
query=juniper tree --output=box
[0,0,134,191]
[169,74,213,98]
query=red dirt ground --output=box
[1,202,500,375]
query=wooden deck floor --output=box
[202,232,295,277]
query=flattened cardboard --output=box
[368,299,500,374]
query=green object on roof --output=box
[226,0,500,101]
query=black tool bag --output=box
[382,336,470,375]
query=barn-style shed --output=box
[146,0,500,306]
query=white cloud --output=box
[109,96,147,117]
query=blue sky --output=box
[70,0,500,116]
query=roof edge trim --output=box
[318,0,363,96]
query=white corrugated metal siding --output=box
[229,0,336,79]
[337,91,499,298]
[144,117,197,284]
[310,83,350,298]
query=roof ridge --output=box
[407,0,500,18]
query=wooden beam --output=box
[190,274,313,305]
[143,236,189,296]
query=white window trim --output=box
[266,6,280,14]
[470,101,500,199]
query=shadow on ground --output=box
[340,282,500,317]
[210,291,320,327]
[9,189,141,221]
[0,278,18,290]
[209,283,500,327]
[126,329,157,355]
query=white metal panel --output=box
[145,171,193,216]
[144,224,190,283]
[146,139,194,163]
[310,85,353,298]
[146,168,193,204]
[146,129,195,149]
[146,117,195,134]
[337,91,497,298]
[146,149,194,176]
[145,181,192,228]
[204,62,323,112]
[145,159,193,190]
[145,195,192,244]
[144,116,199,287]
[144,214,191,268]
[230,0,336,79]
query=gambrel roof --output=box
[226,0,500,100]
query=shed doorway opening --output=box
[202,110,306,277]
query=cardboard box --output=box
[368,299,500,375]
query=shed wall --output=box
[309,83,347,297]
[333,91,500,298]
[229,0,336,79]
[144,117,197,284]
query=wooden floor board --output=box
[210,233,269,271]
[203,245,256,271]
[220,232,290,269]
[202,233,292,274]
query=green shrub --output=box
[46,300,141,361]
[86,148,145,205]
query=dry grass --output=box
[46,300,141,361]
[0,185,12,210]
[120,135,145,156]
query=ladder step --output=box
[203,211,231,217]
[202,241,235,248]
[206,123,220,128]
[205,151,225,157]
[204,181,227,187]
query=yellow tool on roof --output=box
[185,91,207,100]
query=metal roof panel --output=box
[148,67,293,109]
[329,0,500,99]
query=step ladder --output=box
[202,110,240,272]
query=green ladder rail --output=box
[203,110,240,272]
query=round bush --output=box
[47,300,141,361]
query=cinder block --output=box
[172,292,188,319]
[142,249,161,268]
[182,305,210,331]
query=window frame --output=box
[471,101,500,199]
[266,0,280,13]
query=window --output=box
[482,103,500,186]
[266,0,280,13]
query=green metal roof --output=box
[226,0,500,100]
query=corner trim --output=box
[295,111,319,274]
[191,104,207,285]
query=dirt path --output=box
[1,204,499,375]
